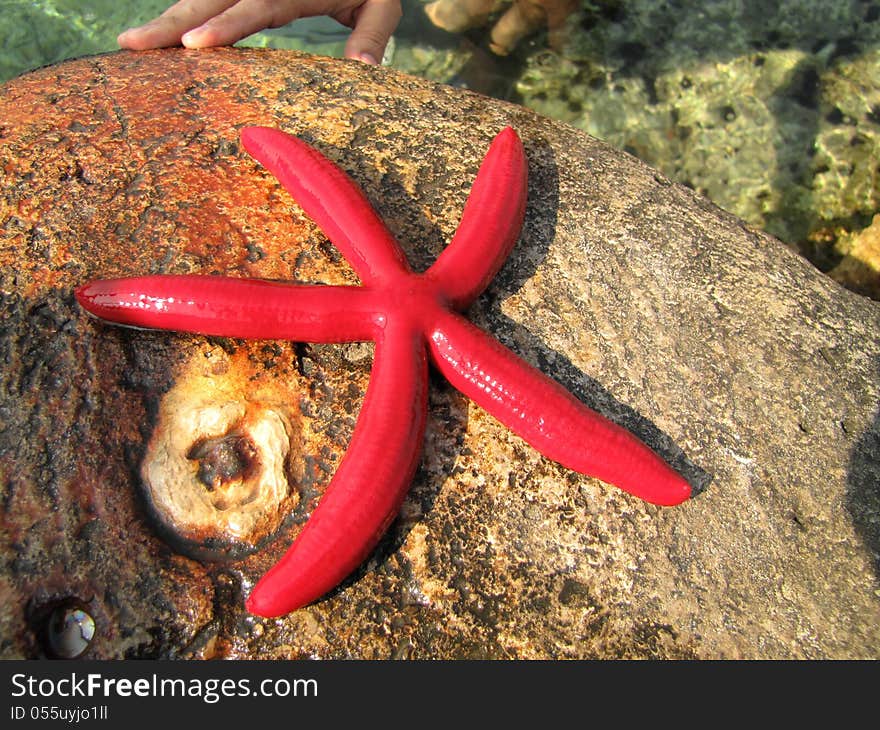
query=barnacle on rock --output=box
[141,349,301,558]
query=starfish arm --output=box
[246,320,429,617]
[428,311,692,506]
[75,275,381,342]
[241,127,411,285]
[426,127,527,311]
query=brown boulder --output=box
[1,48,878,659]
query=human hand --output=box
[118,0,402,65]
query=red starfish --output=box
[76,126,692,617]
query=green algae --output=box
[0,0,169,81]
[813,50,880,226]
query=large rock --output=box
[0,48,877,659]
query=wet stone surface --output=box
[0,48,878,658]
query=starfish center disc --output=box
[380,275,450,332]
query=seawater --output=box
[1,0,878,291]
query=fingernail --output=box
[117,28,138,48]
[357,52,379,65]
[181,26,206,47]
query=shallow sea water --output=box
[1,0,878,294]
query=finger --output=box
[343,0,402,64]
[118,0,238,50]
[180,0,301,48]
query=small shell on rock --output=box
[44,600,96,659]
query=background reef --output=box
[506,1,880,298]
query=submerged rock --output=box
[424,0,577,56]
[830,214,880,300]
[0,48,878,659]
[511,0,880,292]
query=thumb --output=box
[343,0,402,64]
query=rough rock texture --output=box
[0,48,878,659]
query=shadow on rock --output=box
[846,371,880,580]
[487,307,712,497]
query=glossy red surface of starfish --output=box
[76,126,692,617]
